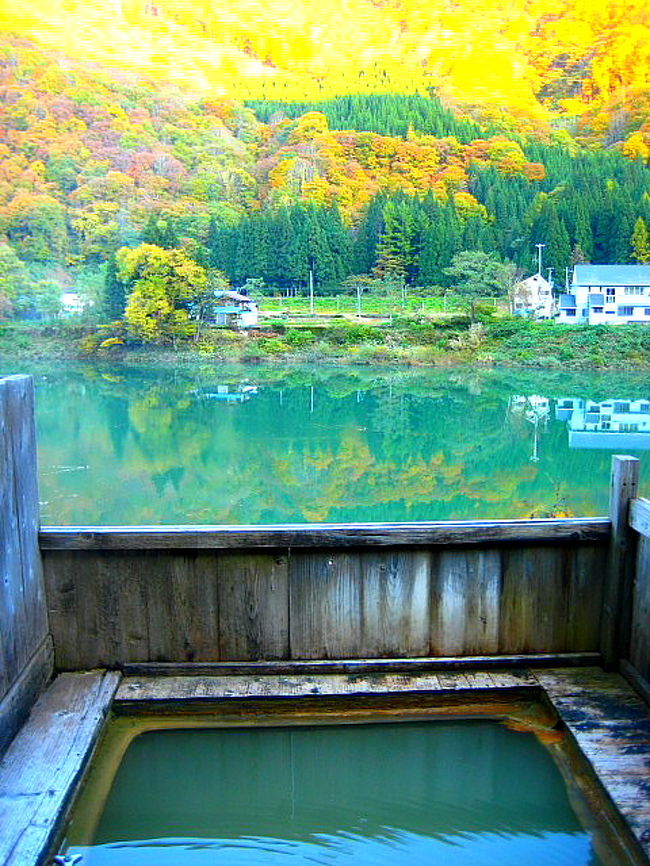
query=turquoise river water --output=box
[3,361,648,524]
[64,721,604,866]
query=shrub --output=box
[324,323,382,344]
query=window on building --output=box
[592,307,603,313]
[618,306,633,316]
[601,422,611,430]
[620,423,639,432]
[582,309,588,317]
[640,404,650,413]
[645,308,650,316]
[625,287,644,295]
[606,288,616,304]
[614,402,630,413]
[565,309,576,317]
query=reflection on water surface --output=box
[4,362,647,524]
[64,722,604,866]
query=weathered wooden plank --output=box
[173,553,220,663]
[620,659,650,708]
[536,667,650,861]
[630,535,650,682]
[430,550,500,655]
[359,551,430,657]
[38,517,612,550]
[499,546,570,653]
[289,552,363,659]
[217,553,288,661]
[120,653,602,677]
[115,670,539,704]
[6,379,48,661]
[0,671,120,866]
[630,498,650,539]
[565,545,606,652]
[602,455,640,668]
[144,555,185,663]
[0,381,21,695]
[0,637,52,758]
[0,376,51,756]
[43,552,80,671]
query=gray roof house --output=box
[556,264,650,324]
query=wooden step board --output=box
[536,667,650,862]
[0,670,120,866]
[115,668,539,704]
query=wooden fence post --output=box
[600,455,640,669]
[0,375,52,755]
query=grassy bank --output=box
[2,316,650,369]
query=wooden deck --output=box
[0,666,648,865]
[0,671,119,866]
[537,667,650,862]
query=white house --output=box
[555,397,650,449]
[210,291,259,328]
[556,264,650,324]
[512,273,554,319]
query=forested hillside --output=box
[0,27,649,318]
[2,0,650,154]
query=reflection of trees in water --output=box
[33,363,646,524]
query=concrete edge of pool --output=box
[0,665,649,866]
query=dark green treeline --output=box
[136,96,650,294]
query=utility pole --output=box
[547,267,554,287]
[535,243,545,275]
[309,266,314,315]
[565,266,570,291]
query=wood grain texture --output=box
[536,667,650,862]
[566,545,607,652]
[630,535,650,683]
[289,552,363,659]
[630,498,650,539]
[119,653,602,677]
[0,637,52,758]
[44,537,610,669]
[359,551,430,657]
[217,553,289,660]
[602,456,640,668]
[499,546,571,653]
[431,550,501,655]
[38,518,611,550]
[0,670,119,866]
[0,376,51,755]
[115,669,539,703]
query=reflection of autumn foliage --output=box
[35,364,632,524]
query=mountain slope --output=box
[1,0,649,149]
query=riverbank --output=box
[2,316,650,369]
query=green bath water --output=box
[64,721,606,865]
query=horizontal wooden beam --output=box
[630,497,650,539]
[39,518,611,550]
[121,653,603,678]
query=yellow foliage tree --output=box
[118,244,208,343]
